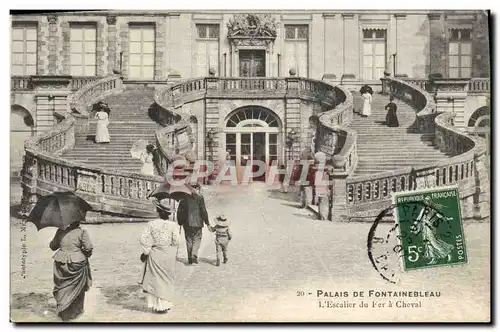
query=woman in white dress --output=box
[94,110,110,143]
[361,91,372,117]
[139,200,179,313]
[141,144,156,176]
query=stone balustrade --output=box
[11,75,99,91]
[336,77,485,222]
[154,76,342,167]
[468,78,490,93]
[402,78,429,91]
[11,76,32,90]
[316,84,356,177]
[70,76,99,91]
[69,74,123,115]
[156,76,337,110]
[21,75,174,220]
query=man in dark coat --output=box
[177,185,210,264]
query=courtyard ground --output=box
[9,181,490,322]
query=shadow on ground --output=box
[11,292,58,319]
[101,284,149,313]
[267,189,299,203]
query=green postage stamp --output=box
[393,186,468,271]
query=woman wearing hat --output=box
[139,199,179,313]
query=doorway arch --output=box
[224,106,282,181]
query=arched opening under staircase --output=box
[223,106,282,181]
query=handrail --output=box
[316,84,356,177]
[69,74,123,115]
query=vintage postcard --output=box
[9,9,491,323]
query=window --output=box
[284,25,308,77]
[226,107,279,128]
[195,24,219,76]
[11,23,37,76]
[129,24,155,79]
[70,24,97,76]
[285,25,308,40]
[449,28,471,78]
[362,29,386,80]
[196,24,219,39]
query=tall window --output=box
[11,23,37,76]
[129,24,155,79]
[195,24,219,76]
[362,29,386,81]
[70,24,97,76]
[284,25,308,77]
[449,28,471,78]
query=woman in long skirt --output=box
[361,91,372,117]
[139,200,179,313]
[95,110,110,143]
[140,144,156,176]
[385,96,400,127]
[50,221,93,321]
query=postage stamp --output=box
[392,186,467,271]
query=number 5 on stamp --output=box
[392,186,468,271]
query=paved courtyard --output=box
[10,182,490,322]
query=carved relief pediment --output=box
[227,14,278,38]
[227,14,277,49]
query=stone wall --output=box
[11,10,489,83]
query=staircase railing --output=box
[21,74,166,220]
[338,77,485,221]
[316,84,357,177]
[69,74,123,115]
[468,78,490,93]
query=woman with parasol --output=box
[360,84,373,117]
[94,101,111,144]
[27,191,94,321]
[139,198,180,313]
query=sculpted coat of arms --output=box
[227,13,278,49]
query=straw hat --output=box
[214,214,230,227]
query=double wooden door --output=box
[239,50,265,77]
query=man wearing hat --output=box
[176,184,210,264]
[210,214,232,266]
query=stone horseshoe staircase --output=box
[63,87,163,173]
[351,92,451,176]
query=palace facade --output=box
[11,10,490,222]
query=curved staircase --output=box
[351,93,451,176]
[63,87,162,172]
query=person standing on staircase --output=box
[140,144,156,176]
[385,95,400,127]
[94,108,111,144]
[361,89,372,117]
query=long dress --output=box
[361,92,372,117]
[141,152,155,176]
[139,219,180,312]
[50,226,93,321]
[94,111,110,143]
[385,102,400,127]
[413,208,454,264]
